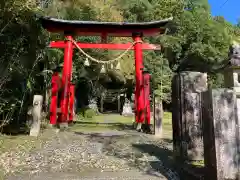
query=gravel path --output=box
[3,128,179,180]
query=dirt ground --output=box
[0,114,179,180]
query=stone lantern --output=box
[224,41,240,127]
[224,41,240,93]
[224,42,240,131]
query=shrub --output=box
[84,108,96,119]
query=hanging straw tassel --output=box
[84,58,90,66]
[116,62,121,70]
[110,63,114,69]
[100,64,106,73]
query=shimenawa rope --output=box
[67,38,143,64]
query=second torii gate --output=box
[39,16,172,128]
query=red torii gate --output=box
[39,16,171,128]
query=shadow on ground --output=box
[132,143,177,179]
[136,142,205,180]
[74,130,179,180]
[74,121,134,131]
[0,126,29,136]
[161,138,173,144]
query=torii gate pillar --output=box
[59,35,73,127]
[133,33,144,124]
[143,70,151,126]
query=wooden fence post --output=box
[153,95,163,137]
[100,92,104,113]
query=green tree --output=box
[118,0,182,102]
[1,0,239,125]
[161,0,231,73]
[0,0,48,128]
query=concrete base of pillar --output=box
[68,121,74,126]
[154,121,163,137]
[49,124,58,128]
[154,130,162,137]
[59,122,68,130]
[136,123,142,132]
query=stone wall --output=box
[202,89,239,180]
[171,42,240,179]
[172,71,207,161]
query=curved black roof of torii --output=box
[39,16,173,37]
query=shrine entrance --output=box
[39,16,172,129]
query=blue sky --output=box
[208,0,240,24]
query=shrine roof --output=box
[39,16,172,37]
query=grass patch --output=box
[72,114,134,132]
[187,160,205,167]
[161,111,172,140]
[71,124,119,132]
[81,114,133,124]
[163,112,172,131]
[0,130,52,154]
[73,112,172,135]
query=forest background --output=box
[0,0,239,128]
